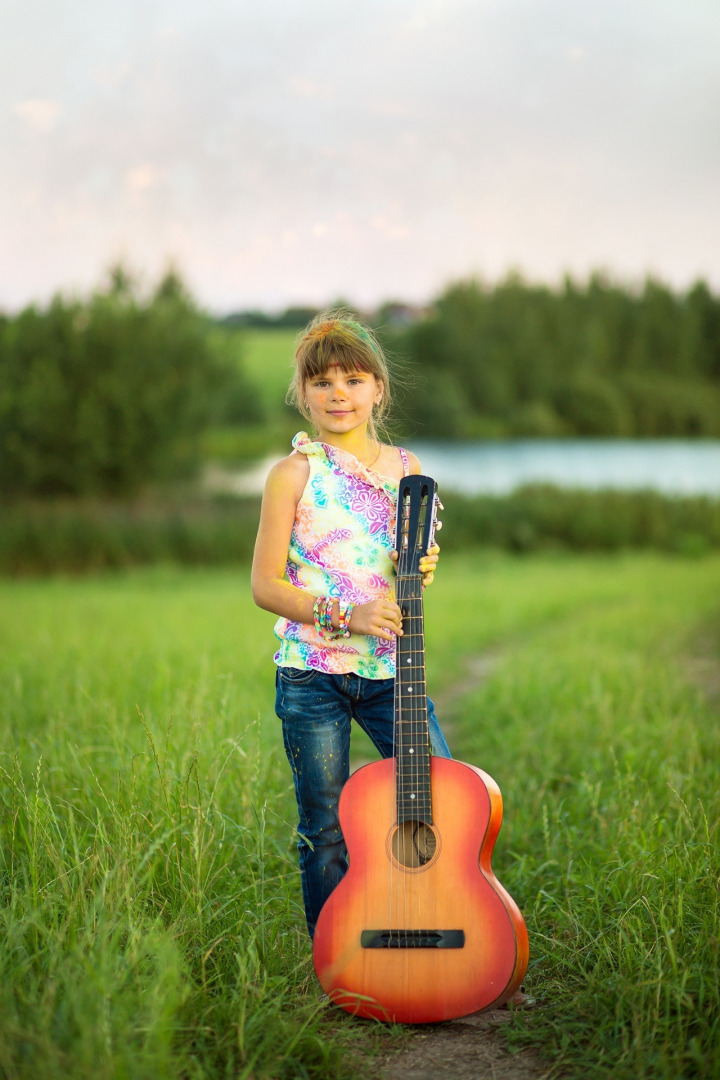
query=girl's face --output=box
[303,364,383,438]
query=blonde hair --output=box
[287,311,392,441]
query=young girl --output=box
[251,313,450,939]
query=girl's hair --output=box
[288,311,392,441]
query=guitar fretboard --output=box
[395,577,432,823]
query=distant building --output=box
[375,302,427,328]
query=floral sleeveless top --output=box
[274,432,409,678]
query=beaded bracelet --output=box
[337,600,355,638]
[313,596,355,640]
[313,596,332,637]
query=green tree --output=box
[0,266,259,497]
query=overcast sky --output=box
[2,0,719,313]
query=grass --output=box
[1,553,719,1078]
[235,329,298,413]
[431,554,720,1079]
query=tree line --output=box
[2,267,720,500]
[388,274,720,438]
[0,267,261,498]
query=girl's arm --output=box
[251,455,311,626]
[251,456,403,640]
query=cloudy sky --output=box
[2,0,719,313]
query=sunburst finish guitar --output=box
[312,475,529,1023]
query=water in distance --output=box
[406,439,720,496]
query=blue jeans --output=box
[275,666,451,938]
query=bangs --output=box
[296,326,381,381]
[300,347,377,381]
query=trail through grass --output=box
[1,554,719,1078]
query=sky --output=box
[2,0,719,314]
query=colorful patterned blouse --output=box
[274,432,408,679]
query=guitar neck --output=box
[395,573,432,824]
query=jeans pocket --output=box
[278,665,319,685]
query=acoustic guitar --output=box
[312,475,529,1023]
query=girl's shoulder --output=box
[376,444,422,480]
[264,450,310,504]
[403,448,422,475]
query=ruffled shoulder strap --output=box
[291,430,326,458]
[291,431,398,499]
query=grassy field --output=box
[236,329,298,413]
[1,552,719,1079]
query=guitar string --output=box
[393,484,436,946]
[398,489,414,942]
[402,487,432,944]
[411,498,422,941]
[391,488,407,944]
[400,493,414,940]
[415,493,427,943]
[417,529,427,942]
[398,517,405,940]
[421,491,436,939]
[409,580,419,941]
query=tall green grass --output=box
[0,571,340,1079]
[1,555,719,1078]
[432,554,720,1079]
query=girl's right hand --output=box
[349,598,403,640]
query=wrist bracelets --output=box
[313,596,355,640]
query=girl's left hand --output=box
[419,543,440,586]
[390,544,441,587]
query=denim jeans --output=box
[275,666,451,938]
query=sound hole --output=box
[391,820,437,868]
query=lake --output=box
[207,439,720,497]
[409,439,720,496]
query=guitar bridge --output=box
[360,929,465,949]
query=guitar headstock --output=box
[395,475,440,579]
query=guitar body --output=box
[313,755,529,1023]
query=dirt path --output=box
[376,1009,549,1080]
[371,650,550,1080]
[431,650,503,733]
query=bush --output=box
[553,375,632,436]
[439,486,720,555]
[0,497,262,575]
[1,488,718,575]
[0,267,260,498]
[619,373,720,437]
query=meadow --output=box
[1,552,719,1079]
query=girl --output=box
[251,313,450,939]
